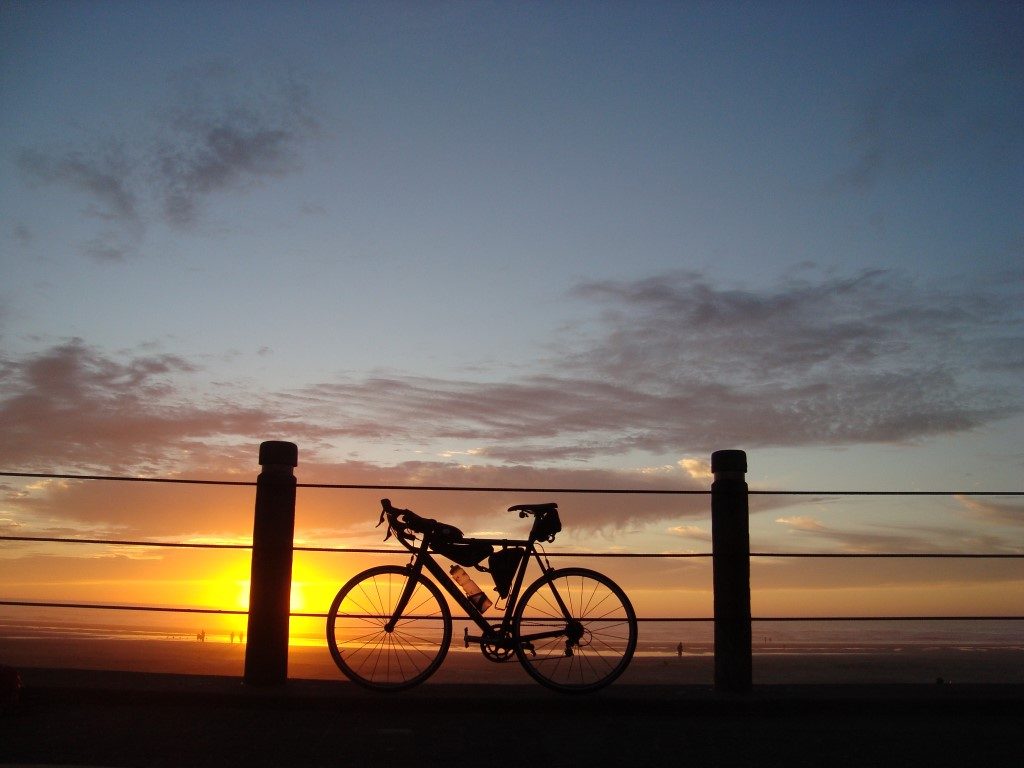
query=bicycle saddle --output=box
[508,503,558,514]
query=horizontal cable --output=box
[0,535,252,549]
[750,551,1024,559]
[749,490,1023,496]
[299,482,709,494]
[0,471,254,486]
[295,547,698,558]
[5,536,1021,559]
[3,601,1023,623]
[3,470,1021,496]
[751,616,1024,622]
[0,600,246,615]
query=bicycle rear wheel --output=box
[326,565,451,691]
[512,567,637,693]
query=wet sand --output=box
[2,635,1021,685]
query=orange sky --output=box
[2,473,1021,642]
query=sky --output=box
[1,1,1022,627]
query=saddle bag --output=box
[531,510,561,543]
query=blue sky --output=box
[1,1,1022,580]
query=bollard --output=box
[244,441,298,686]
[711,449,752,693]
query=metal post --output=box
[711,449,751,693]
[244,441,298,686]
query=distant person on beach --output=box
[676,642,683,657]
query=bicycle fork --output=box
[383,565,420,633]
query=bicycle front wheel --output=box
[326,565,452,691]
[512,567,637,693]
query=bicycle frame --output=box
[389,530,572,650]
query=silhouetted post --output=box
[711,449,752,693]
[244,441,298,686]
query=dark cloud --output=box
[0,339,313,471]
[17,148,140,224]
[298,270,1023,459]
[14,69,316,259]
[155,77,315,227]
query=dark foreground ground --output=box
[2,668,1023,768]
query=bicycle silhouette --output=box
[326,499,637,693]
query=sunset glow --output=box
[1,2,1021,654]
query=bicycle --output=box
[326,498,638,693]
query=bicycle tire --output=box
[326,565,451,691]
[512,567,637,693]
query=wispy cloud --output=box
[154,72,315,227]
[838,18,1024,188]
[14,66,317,260]
[297,269,1023,459]
[3,269,1021,491]
[954,495,1024,528]
[775,516,828,532]
[0,339,316,472]
[0,340,714,533]
[17,147,140,223]
[773,513,1021,555]
[666,524,710,542]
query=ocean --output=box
[2,615,1020,653]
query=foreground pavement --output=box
[3,668,1023,767]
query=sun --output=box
[194,555,351,644]
[228,578,305,613]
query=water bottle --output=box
[449,565,493,612]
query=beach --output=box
[5,624,1023,768]
[2,634,1021,686]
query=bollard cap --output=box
[259,441,298,467]
[711,449,746,474]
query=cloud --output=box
[3,269,1021,484]
[838,19,1024,188]
[772,512,1021,556]
[14,67,316,259]
[0,340,717,535]
[17,147,140,224]
[954,495,1024,528]
[1,452,713,541]
[297,269,1023,459]
[0,339,315,472]
[678,458,712,482]
[666,524,710,542]
[775,516,827,532]
[3,269,1021,535]
[154,76,315,227]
